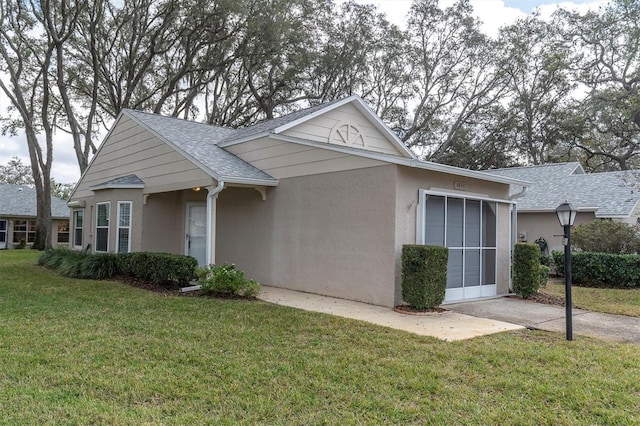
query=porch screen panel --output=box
[96,203,110,252]
[446,198,463,247]
[465,200,481,247]
[446,249,463,288]
[482,202,497,247]
[482,249,497,285]
[465,249,480,287]
[425,195,445,246]
[420,191,500,300]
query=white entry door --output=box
[186,203,207,266]
[0,220,6,249]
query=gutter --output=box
[509,185,528,200]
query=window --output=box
[73,210,84,248]
[57,220,70,244]
[116,201,132,253]
[95,202,110,252]
[13,220,36,243]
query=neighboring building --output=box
[483,163,640,253]
[68,95,527,306]
[0,184,70,249]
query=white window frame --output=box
[73,209,84,249]
[116,201,132,254]
[95,202,110,253]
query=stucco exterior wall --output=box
[394,166,514,302]
[71,188,145,253]
[516,211,596,253]
[216,164,398,306]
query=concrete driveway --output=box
[447,297,640,344]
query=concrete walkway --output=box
[258,286,523,341]
[447,297,640,344]
[259,286,640,343]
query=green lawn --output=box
[541,280,640,317]
[1,251,639,425]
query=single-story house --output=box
[483,162,640,253]
[0,183,70,249]
[68,95,528,306]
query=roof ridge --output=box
[488,162,579,172]
[123,109,233,132]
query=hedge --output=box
[39,249,198,287]
[552,250,640,288]
[513,243,541,299]
[401,244,448,309]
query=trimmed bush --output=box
[572,219,640,254]
[38,249,197,286]
[513,243,541,299]
[117,252,197,286]
[196,264,260,298]
[401,244,448,310]
[552,250,640,288]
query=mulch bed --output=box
[508,291,568,307]
[393,305,448,315]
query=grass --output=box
[1,250,639,424]
[541,280,640,317]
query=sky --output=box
[0,0,606,184]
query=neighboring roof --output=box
[91,174,144,190]
[0,184,69,219]
[483,163,640,217]
[123,110,278,186]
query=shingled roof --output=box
[0,184,69,218]
[123,110,277,185]
[483,163,640,218]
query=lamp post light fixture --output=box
[555,201,577,341]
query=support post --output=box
[564,224,573,341]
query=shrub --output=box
[196,264,260,298]
[401,244,448,310]
[39,249,197,285]
[38,248,71,269]
[513,243,541,299]
[58,251,90,278]
[539,264,550,287]
[572,219,640,254]
[552,250,640,288]
[79,253,119,279]
[117,252,197,287]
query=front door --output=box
[186,203,206,266]
[0,220,6,249]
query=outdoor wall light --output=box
[555,201,577,341]
[192,187,201,192]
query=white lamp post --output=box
[555,201,577,341]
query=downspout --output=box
[206,180,225,266]
[507,185,527,292]
[181,179,224,293]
